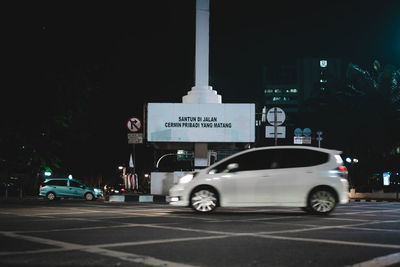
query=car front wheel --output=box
[307,189,337,215]
[190,187,218,213]
[85,192,94,201]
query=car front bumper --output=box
[168,184,190,207]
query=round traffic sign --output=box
[294,128,303,137]
[303,128,312,137]
[266,107,285,126]
[127,117,142,132]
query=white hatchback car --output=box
[169,146,349,215]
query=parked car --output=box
[169,146,349,215]
[109,184,126,195]
[39,178,103,201]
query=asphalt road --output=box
[0,199,400,267]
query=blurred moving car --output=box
[169,146,349,215]
[109,184,126,195]
[39,178,103,201]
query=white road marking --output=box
[0,231,199,267]
[350,252,400,267]
[1,203,400,266]
[342,226,400,233]
[257,234,400,249]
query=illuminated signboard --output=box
[383,172,391,186]
[147,103,255,142]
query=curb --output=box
[106,195,167,203]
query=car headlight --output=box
[94,188,101,193]
[179,174,194,184]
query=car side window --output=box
[69,181,82,188]
[279,149,329,168]
[45,180,67,186]
[209,150,277,173]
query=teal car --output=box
[39,178,103,201]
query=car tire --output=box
[190,187,218,213]
[47,192,56,201]
[307,188,337,215]
[85,192,94,201]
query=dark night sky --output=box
[4,0,400,179]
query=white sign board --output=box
[294,136,312,144]
[266,126,286,138]
[147,103,255,142]
[267,107,285,126]
[127,133,144,144]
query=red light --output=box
[40,184,43,188]
[337,166,347,172]
[121,188,125,192]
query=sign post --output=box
[316,131,323,148]
[126,117,142,186]
[266,107,286,145]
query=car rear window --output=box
[277,149,329,168]
[44,180,67,186]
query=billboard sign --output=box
[147,103,255,142]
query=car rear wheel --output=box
[190,187,218,213]
[307,189,337,215]
[47,192,56,201]
[85,192,94,201]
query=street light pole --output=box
[156,153,177,169]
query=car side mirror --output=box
[226,163,239,172]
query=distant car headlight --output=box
[179,174,194,184]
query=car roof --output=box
[203,145,342,172]
[44,178,81,182]
[249,145,342,155]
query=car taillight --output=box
[336,166,348,178]
[40,184,43,188]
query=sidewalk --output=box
[105,193,167,203]
[348,189,399,202]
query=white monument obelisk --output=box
[183,0,221,104]
[182,0,221,168]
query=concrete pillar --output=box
[194,143,209,168]
[182,0,221,104]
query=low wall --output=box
[150,171,189,195]
[349,189,399,200]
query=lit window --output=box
[272,97,281,101]
[274,89,282,93]
[320,79,327,83]
[290,88,297,93]
[264,89,274,94]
